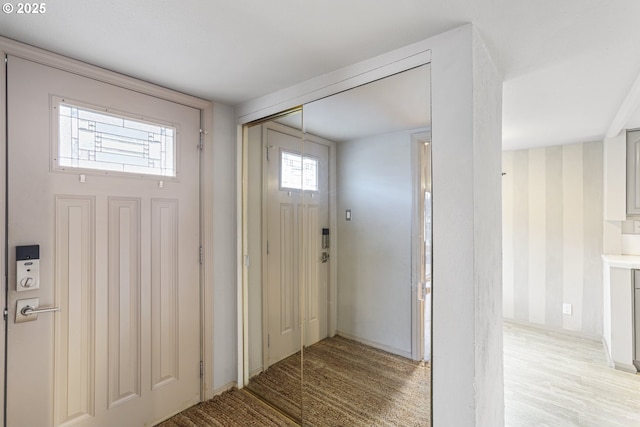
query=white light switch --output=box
[562,303,572,315]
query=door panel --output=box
[7,56,201,427]
[54,196,95,424]
[151,198,180,389]
[107,197,140,408]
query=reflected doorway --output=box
[413,132,432,363]
[263,122,330,367]
[242,64,433,426]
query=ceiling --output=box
[295,65,431,142]
[1,0,639,150]
[272,64,431,142]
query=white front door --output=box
[6,56,201,427]
[264,124,329,367]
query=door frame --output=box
[0,37,215,426]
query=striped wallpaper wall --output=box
[502,141,603,337]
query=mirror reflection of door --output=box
[295,135,330,349]
[262,121,330,365]
[243,64,432,426]
[265,123,305,366]
[244,111,305,420]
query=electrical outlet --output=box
[562,303,572,315]
[635,221,640,234]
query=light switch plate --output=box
[562,303,572,315]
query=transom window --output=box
[280,150,318,191]
[55,99,177,177]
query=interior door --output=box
[264,125,329,367]
[6,56,201,427]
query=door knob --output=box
[15,298,60,323]
[20,305,60,316]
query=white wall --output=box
[336,130,416,356]
[210,102,239,391]
[603,133,625,257]
[502,142,604,338]
[469,29,504,426]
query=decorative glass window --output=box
[55,100,177,177]
[280,150,318,191]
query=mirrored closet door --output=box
[244,110,305,420]
[243,64,433,426]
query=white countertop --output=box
[602,254,640,268]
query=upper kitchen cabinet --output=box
[627,130,640,215]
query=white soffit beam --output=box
[606,69,640,138]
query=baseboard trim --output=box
[503,318,602,342]
[335,330,412,359]
[151,396,202,426]
[613,362,638,374]
[249,367,263,379]
[153,382,235,425]
[211,381,237,397]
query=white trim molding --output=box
[0,36,210,109]
[236,42,431,124]
[606,70,640,139]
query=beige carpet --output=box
[248,335,431,427]
[156,388,298,427]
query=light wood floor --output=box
[162,322,640,426]
[504,321,640,426]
